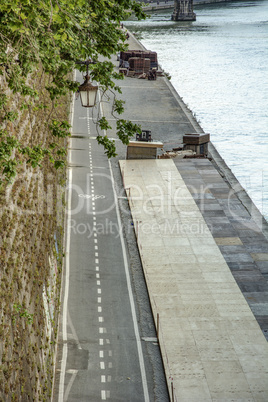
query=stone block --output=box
[183,133,210,145]
[127,146,157,159]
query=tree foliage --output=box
[0,0,145,185]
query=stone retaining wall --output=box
[0,69,68,401]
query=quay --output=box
[109,30,268,400]
[54,19,268,402]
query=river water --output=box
[125,0,268,221]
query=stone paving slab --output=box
[174,157,268,341]
[120,159,268,401]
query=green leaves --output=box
[96,135,117,158]
[12,303,33,325]
[0,131,21,184]
[113,99,125,115]
[54,160,65,169]
[0,94,7,110]
[95,117,141,157]
[116,119,141,145]
[0,131,21,159]
[0,0,147,182]
[48,120,71,138]
[21,146,49,168]
[98,117,112,131]
[1,159,19,183]
[2,111,18,122]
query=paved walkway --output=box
[119,159,268,401]
[115,26,268,338]
[175,157,268,339]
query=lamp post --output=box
[76,59,98,107]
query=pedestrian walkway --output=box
[175,157,268,339]
[113,25,268,340]
[119,158,268,401]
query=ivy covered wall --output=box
[0,68,68,401]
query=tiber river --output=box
[125,0,268,221]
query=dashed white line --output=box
[88,105,111,399]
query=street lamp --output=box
[79,74,98,107]
[76,59,98,107]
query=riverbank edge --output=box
[126,28,268,240]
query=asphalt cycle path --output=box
[53,73,150,402]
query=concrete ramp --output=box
[119,159,268,401]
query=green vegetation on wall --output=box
[0,0,145,185]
